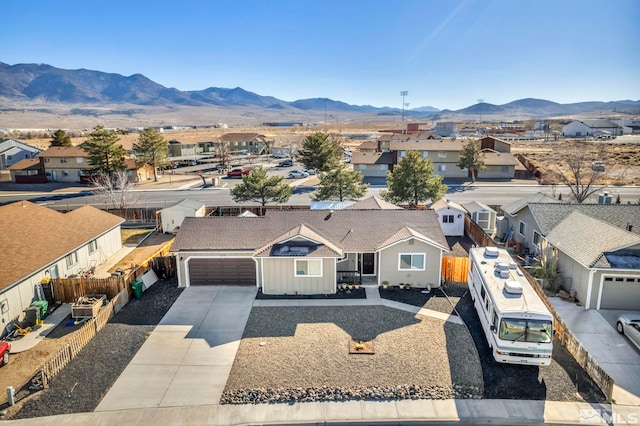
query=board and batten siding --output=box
[261,257,336,295]
[378,239,442,288]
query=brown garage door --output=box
[188,258,256,286]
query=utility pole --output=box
[323,98,328,125]
[400,91,409,122]
[477,98,485,135]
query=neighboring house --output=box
[160,199,206,233]
[462,201,497,236]
[431,199,466,237]
[345,196,403,210]
[545,211,640,310]
[8,158,46,183]
[0,139,41,170]
[171,208,449,294]
[432,122,456,137]
[167,140,198,160]
[219,133,273,155]
[562,119,623,137]
[0,201,124,333]
[125,159,154,183]
[500,192,563,245]
[39,146,92,183]
[351,134,520,182]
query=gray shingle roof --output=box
[501,192,561,216]
[545,211,640,268]
[528,203,640,236]
[171,210,448,254]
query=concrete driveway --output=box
[550,297,640,406]
[95,286,256,411]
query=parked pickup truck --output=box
[0,341,10,366]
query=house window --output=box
[399,151,406,158]
[533,231,542,248]
[438,151,447,158]
[44,158,50,163]
[399,253,425,271]
[76,157,84,163]
[519,221,526,237]
[295,259,322,277]
[422,152,429,158]
[60,157,68,163]
[442,215,454,223]
[65,251,79,268]
[437,164,446,172]
[88,239,98,254]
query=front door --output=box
[361,253,375,275]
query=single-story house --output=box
[8,158,46,183]
[562,119,623,137]
[159,199,206,233]
[170,208,449,294]
[0,201,124,334]
[545,211,640,310]
[431,199,466,237]
[0,139,41,170]
[461,201,497,236]
[125,159,154,183]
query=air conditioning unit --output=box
[598,193,612,205]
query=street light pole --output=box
[324,98,328,125]
[400,91,408,122]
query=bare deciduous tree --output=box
[90,170,137,209]
[560,148,625,203]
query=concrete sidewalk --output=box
[5,399,637,425]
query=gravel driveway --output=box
[222,305,482,403]
[381,282,607,403]
[7,279,183,420]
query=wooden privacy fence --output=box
[521,266,615,401]
[40,288,129,387]
[51,277,125,303]
[441,256,469,283]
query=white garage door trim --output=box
[596,273,640,310]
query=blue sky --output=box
[2,0,639,110]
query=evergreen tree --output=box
[230,167,292,206]
[457,139,485,181]
[381,151,447,208]
[82,125,127,176]
[50,129,72,147]
[132,127,168,182]
[297,132,342,172]
[311,165,369,202]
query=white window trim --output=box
[65,251,79,268]
[88,239,98,254]
[519,221,526,237]
[294,258,323,277]
[438,151,447,158]
[398,253,426,271]
[533,231,542,248]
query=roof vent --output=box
[504,280,523,295]
[495,262,510,278]
[484,247,499,258]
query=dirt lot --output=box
[511,136,640,186]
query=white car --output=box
[617,314,640,351]
[288,170,309,179]
[303,168,316,175]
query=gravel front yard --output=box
[6,279,183,420]
[381,282,607,403]
[222,305,482,403]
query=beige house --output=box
[39,146,92,183]
[219,133,274,155]
[171,199,449,294]
[0,201,124,334]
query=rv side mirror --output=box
[490,325,496,331]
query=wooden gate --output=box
[441,256,469,283]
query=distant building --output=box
[562,119,623,137]
[0,138,41,170]
[432,122,456,137]
[218,133,274,155]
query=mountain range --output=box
[0,62,638,119]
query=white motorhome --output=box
[468,246,554,366]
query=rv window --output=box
[492,313,499,331]
[480,285,486,301]
[499,318,552,343]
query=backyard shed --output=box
[160,199,206,233]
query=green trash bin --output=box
[131,280,144,299]
[31,300,49,319]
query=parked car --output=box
[288,170,309,179]
[227,167,253,177]
[303,168,316,175]
[617,314,640,351]
[0,341,10,366]
[277,159,294,167]
[272,153,290,159]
